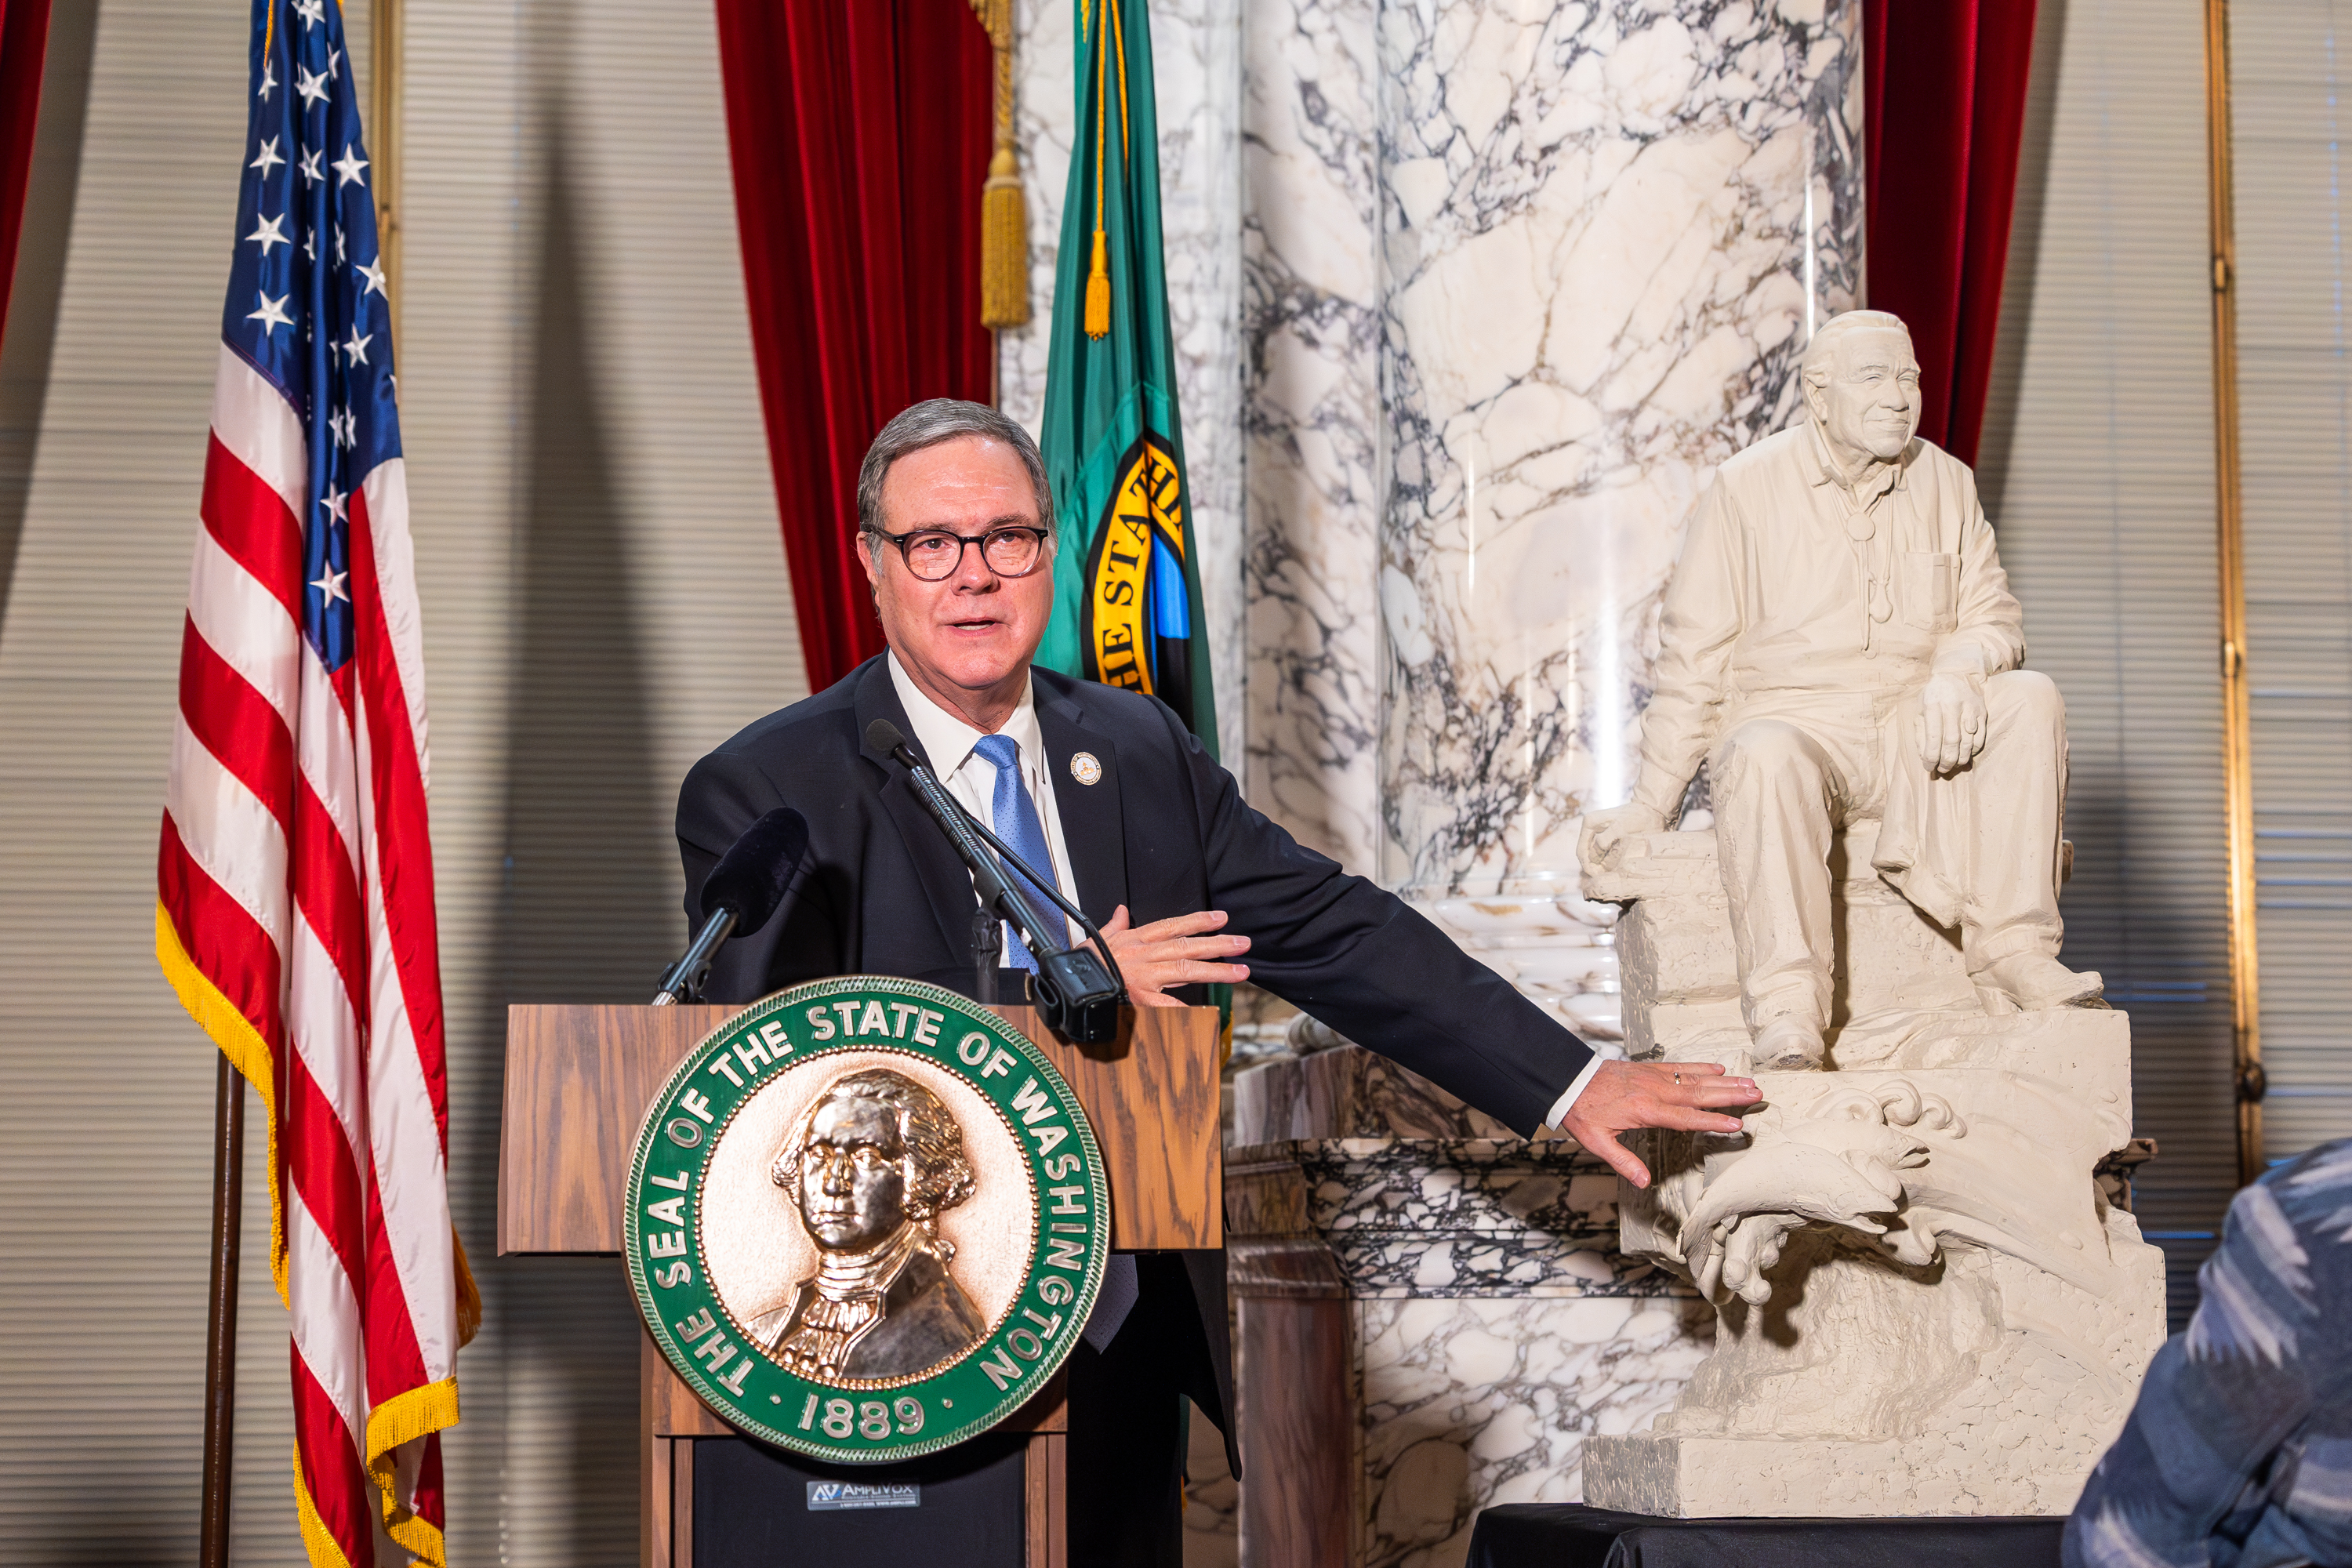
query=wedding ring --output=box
[1672,1072,1683,1086]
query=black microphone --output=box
[865,718,1127,1044]
[653,807,811,1005]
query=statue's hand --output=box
[1581,803,1668,868]
[1918,672,1987,775]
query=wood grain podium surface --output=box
[498,1000,1222,1256]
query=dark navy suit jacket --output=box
[676,655,1595,1125]
[674,655,1599,1463]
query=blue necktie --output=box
[971,735,1138,1347]
[970,733,1063,970]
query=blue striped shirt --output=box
[2067,1139,2352,1567]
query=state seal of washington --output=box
[625,977,1110,1464]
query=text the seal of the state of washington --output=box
[625,977,1109,1463]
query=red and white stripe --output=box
[160,345,461,1568]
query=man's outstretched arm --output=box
[1148,700,1759,1156]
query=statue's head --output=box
[773,1068,978,1254]
[1801,310,1921,465]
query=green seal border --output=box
[623,976,1110,1464]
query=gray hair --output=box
[1800,309,1914,390]
[855,400,1055,557]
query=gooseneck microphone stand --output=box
[971,906,1003,1005]
[868,720,1127,1044]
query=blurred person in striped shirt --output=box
[2066,1138,2352,1568]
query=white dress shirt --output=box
[1544,1055,1606,1131]
[887,653,1080,953]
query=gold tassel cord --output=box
[982,147,1029,328]
[967,0,1027,328]
[1108,0,1131,160]
[1085,229,1111,337]
[1085,0,1111,339]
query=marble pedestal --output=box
[1229,1047,1709,1567]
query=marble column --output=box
[1242,0,1385,874]
[1379,1,1864,1040]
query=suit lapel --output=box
[855,661,978,966]
[1036,680,1128,922]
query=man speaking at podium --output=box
[677,399,1755,1564]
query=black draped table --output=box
[1468,1504,2066,1567]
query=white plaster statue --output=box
[1583,310,2100,1071]
[1571,309,2166,1519]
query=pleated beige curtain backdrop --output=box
[2229,0,2352,1171]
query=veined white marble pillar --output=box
[1377,1,1863,1040]
[1002,0,1247,768]
[1242,0,1385,875]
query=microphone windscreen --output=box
[699,807,811,936]
[866,717,906,758]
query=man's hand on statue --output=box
[1557,1060,1761,1189]
[1097,905,1250,1007]
[1581,802,1668,862]
[1918,671,1988,775]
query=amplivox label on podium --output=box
[625,976,1110,1464]
[807,1482,920,1512]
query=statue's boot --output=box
[1976,952,2103,1010]
[1751,1016,1826,1071]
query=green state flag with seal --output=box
[1034,0,1217,755]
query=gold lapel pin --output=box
[1069,751,1102,786]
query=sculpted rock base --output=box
[1582,1013,2167,1517]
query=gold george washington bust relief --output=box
[743,1066,990,1384]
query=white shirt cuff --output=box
[1542,1053,1610,1132]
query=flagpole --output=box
[369,0,401,350]
[198,1054,245,1568]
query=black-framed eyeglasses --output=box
[864,524,1051,582]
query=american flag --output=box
[155,2,465,1564]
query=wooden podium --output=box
[498,1001,1224,1568]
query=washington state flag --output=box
[1034,0,1217,756]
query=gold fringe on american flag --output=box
[158,2,471,1562]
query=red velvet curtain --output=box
[0,0,53,350]
[1863,0,2038,466]
[714,0,994,695]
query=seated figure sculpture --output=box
[1584,308,2100,1071]
[1573,309,2165,1518]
